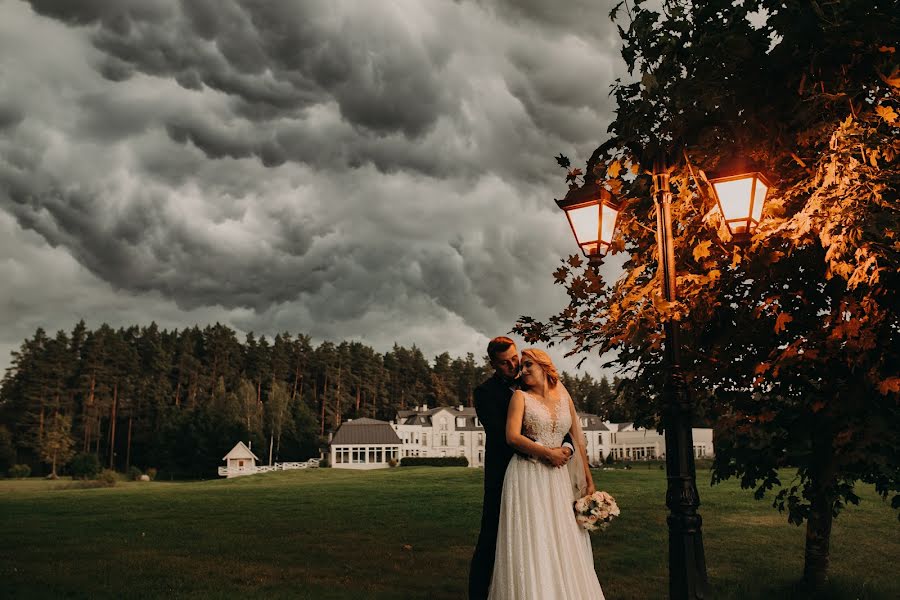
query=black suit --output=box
[468,374,574,599]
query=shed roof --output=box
[331,418,402,445]
[223,441,259,461]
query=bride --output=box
[488,348,605,599]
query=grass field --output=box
[1,467,897,599]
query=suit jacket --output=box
[474,374,517,492]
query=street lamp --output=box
[651,158,709,600]
[708,170,772,242]
[555,182,621,264]
[557,157,770,599]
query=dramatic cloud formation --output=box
[0,0,626,375]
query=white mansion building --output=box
[329,404,714,470]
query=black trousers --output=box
[468,484,503,600]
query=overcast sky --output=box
[0,0,628,378]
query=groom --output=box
[467,336,575,599]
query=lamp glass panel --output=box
[713,178,754,222]
[752,179,768,223]
[600,203,618,246]
[567,204,599,245]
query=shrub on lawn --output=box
[127,466,143,481]
[388,458,398,467]
[69,453,101,480]
[400,456,469,467]
[8,464,31,479]
[98,469,118,487]
[145,467,157,481]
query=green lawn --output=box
[0,467,897,599]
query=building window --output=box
[459,448,466,456]
[459,433,465,446]
[456,417,466,428]
[477,433,483,446]
[440,417,447,431]
[422,433,427,446]
[441,433,448,446]
[477,451,483,464]
[474,417,481,429]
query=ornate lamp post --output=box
[556,158,772,600]
[652,158,709,600]
[555,182,621,265]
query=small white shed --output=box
[221,441,259,478]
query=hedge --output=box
[400,456,469,467]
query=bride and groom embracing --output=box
[468,336,606,599]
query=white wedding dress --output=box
[488,391,605,599]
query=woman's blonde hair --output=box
[521,348,559,387]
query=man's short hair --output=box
[487,336,516,360]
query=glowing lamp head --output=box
[556,183,621,259]
[708,171,772,240]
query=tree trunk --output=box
[291,363,302,403]
[320,371,328,436]
[189,376,198,408]
[95,413,101,455]
[84,373,95,452]
[335,362,342,428]
[108,383,118,470]
[50,451,58,479]
[125,416,133,470]
[268,434,274,466]
[802,486,834,588]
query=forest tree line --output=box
[0,321,624,478]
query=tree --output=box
[40,413,75,479]
[516,0,898,588]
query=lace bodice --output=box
[521,390,571,447]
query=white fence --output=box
[218,459,320,478]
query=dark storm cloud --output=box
[1,0,624,376]
[29,0,452,139]
[24,0,618,177]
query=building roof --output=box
[577,413,610,432]
[396,405,483,430]
[223,441,259,461]
[397,405,477,418]
[394,407,617,433]
[331,418,402,445]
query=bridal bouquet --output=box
[573,490,620,532]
